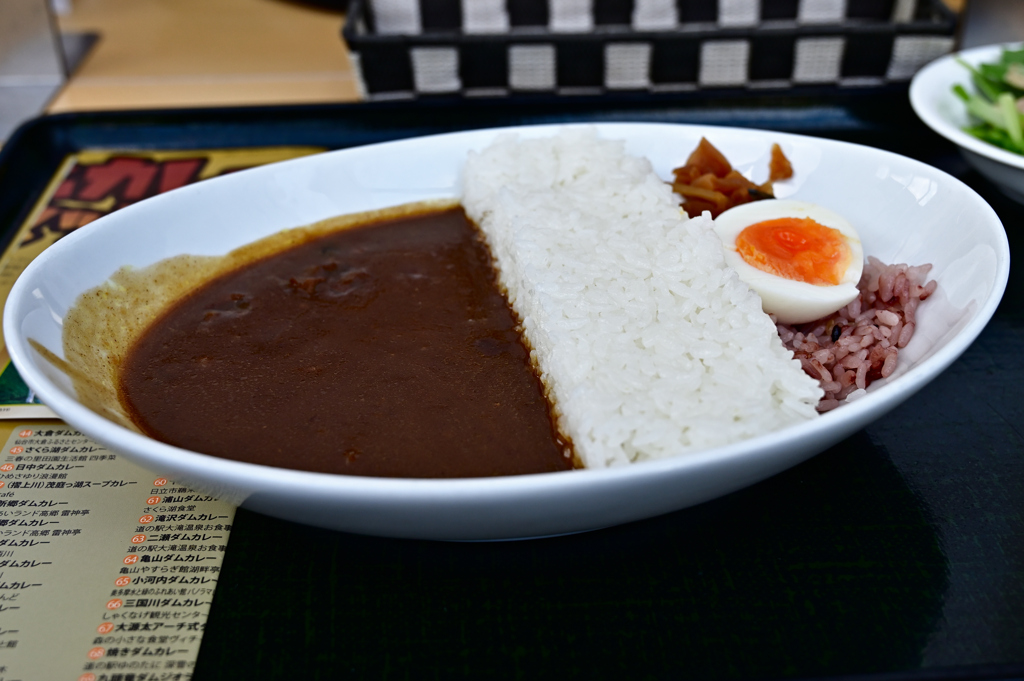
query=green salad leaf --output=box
[953,49,1024,155]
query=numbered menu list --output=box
[0,425,235,681]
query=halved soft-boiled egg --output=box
[713,199,864,325]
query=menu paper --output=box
[0,146,324,679]
[0,422,235,681]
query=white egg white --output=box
[713,199,864,325]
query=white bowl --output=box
[2,123,1010,540]
[910,42,1024,203]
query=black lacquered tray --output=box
[1,93,1021,681]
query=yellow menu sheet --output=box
[0,146,324,679]
[0,422,234,680]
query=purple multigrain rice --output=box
[775,256,937,412]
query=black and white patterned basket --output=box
[342,0,957,99]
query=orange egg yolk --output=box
[735,217,851,286]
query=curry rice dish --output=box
[70,130,822,478]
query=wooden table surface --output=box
[48,0,361,113]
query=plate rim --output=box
[1,121,1011,527]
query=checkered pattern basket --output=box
[342,0,957,99]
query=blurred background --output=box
[0,0,1020,142]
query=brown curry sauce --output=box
[116,206,574,478]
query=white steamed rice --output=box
[461,128,823,469]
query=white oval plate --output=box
[910,42,1024,203]
[3,123,1010,540]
